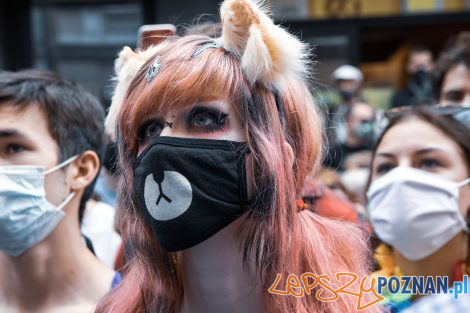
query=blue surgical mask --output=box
[0,156,78,256]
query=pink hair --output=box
[96,35,381,313]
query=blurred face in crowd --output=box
[0,102,69,207]
[407,50,434,74]
[347,102,374,131]
[346,102,375,145]
[337,79,361,94]
[371,117,470,216]
[439,63,470,107]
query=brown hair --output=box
[434,32,470,98]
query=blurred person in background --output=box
[435,31,470,107]
[366,107,470,312]
[95,0,381,312]
[327,64,365,145]
[82,141,122,269]
[0,70,116,312]
[391,46,435,108]
[303,168,361,225]
[93,141,118,207]
[325,101,375,170]
[332,64,364,106]
[341,150,373,207]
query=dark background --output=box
[1,0,470,108]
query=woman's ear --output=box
[68,151,101,192]
[284,141,294,169]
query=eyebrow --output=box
[376,148,445,159]
[375,152,395,159]
[415,148,446,155]
[0,128,28,139]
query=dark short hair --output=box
[0,69,105,222]
[434,32,470,98]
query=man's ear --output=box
[68,151,100,191]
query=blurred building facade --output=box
[1,0,470,109]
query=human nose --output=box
[397,157,412,169]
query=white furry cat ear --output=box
[105,44,166,136]
[218,0,310,88]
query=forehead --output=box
[377,118,463,155]
[0,101,55,143]
[442,63,470,91]
[377,118,463,157]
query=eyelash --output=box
[376,163,395,175]
[136,107,229,144]
[375,158,442,175]
[187,107,228,133]
[136,120,164,144]
[419,158,442,169]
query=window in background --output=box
[270,0,470,20]
[31,2,142,107]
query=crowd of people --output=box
[0,0,469,312]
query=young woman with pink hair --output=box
[96,1,381,312]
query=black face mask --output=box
[133,136,250,251]
[339,90,358,103]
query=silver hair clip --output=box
[146,56,161,83]
[192,41,223,58]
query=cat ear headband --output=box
[105,0,310,134]
[218,0,310,88]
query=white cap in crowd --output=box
[332,65,363,82]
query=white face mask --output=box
[367,166,470,261]
[0,156,78,257]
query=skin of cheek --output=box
[459,184,470,219]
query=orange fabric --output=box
[296,198,309,211]
[302,180,359,224]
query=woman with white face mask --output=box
[366,106,470,312]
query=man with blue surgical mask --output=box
[0,70,115,312]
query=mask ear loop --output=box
[44,155,79,211]
[461,178,470,275]
[457,178,470,236]
[458,178,470,187]
[55,192,76,211]
[44,155,79,175]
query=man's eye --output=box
[444,90,464,102]
[6,144,25,154]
